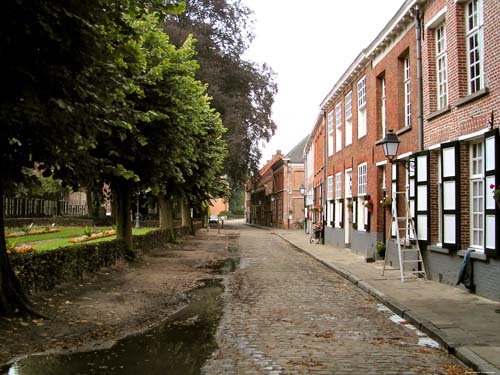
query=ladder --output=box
[382,188,427,282]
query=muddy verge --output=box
[0,226,239,369]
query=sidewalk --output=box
[267,227,500,374]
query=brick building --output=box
[246,139,307,228]
[307,0,499,300]
[419,0,500,299]
[304,114,326,235]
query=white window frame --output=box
[335,102,342,152]
[358,162,367,196]
[357,77,367,138]
[404,57,411,127]
[335,172,342,199]
[435,23,448,109]
[466,0,484,94]
[381,77,386,138]
[327,110,334,156]
[470,141,484,250]
[345,91,353,146]
[327,175,334,201]
[345,169,353,198]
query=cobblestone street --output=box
[203,225,464,374]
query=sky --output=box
[242,0,405,166]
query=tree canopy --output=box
[0,0,227,316]
[163,0,277,184]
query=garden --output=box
[5,225,155,254]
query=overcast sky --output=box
[242,0,405,166]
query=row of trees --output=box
[1,0,275,317]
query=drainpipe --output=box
[322,110,327,244]
[415,4,424,151]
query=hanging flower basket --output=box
[380,198,392,210]
[364,198,374,213]
[347,202,353,211]
[490,183,500,209]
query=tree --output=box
[163,0,277,184]
[0,0,186,316]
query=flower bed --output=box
[6,246,36,255]
[6,228,60,238]
[68,230,117,244]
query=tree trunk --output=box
[159,195,174,237]
[113,180,134,259]
[0,188,39,318]
[181,197,192,233]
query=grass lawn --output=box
[6,227,156,252]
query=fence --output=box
[4,197,88,218]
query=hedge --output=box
[10,225,201,293]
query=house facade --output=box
[308,0,499,300]
[246,138,307,229]
[419,0,500,299]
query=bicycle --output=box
[291,220,304,230]
[309,223,323,244]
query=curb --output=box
[274,233,499,373]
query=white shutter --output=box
[484,129,499,256]
[441,142,460,249]
[415,152,429,242]
[408,155,416,240]
[391,163,398,237]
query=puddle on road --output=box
[4,280,224,375]
[202,257,240,274]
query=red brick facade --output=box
[305,0,500,298]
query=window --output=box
[327,175,334,201]
[335,173,343,228]
[466,0,484,94]
[357,77,367,138]
[358,162,367,196]
[335,103,342,152]
[435,23,448,109]
[335,173,342,198]
[327,111,334,156]
[345,169,353,198]
[470,141,484,249]
[380,77,386,138]
[345,91,352,145]
[404,57,411,127]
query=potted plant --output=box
[490,183,500,208]
[380,198,392,210]
[375,241,386,259]
[347,202,353,211]
[364,198,374,213]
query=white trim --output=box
[376,160,388,166]
[425,7,447,29]
[372,22,413,68]
[458,128,489,141]
[428,142,444,150]
[397,151,412,160]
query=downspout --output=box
[415,4,424,151]
[286,161,290,229]
[322,110,327,244]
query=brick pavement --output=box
[202,225,464,374]
[273,227,500,374]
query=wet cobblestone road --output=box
[202,225,463,374]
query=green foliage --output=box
[21,226,31,234]
[82,226,93,237]
[163,0,277,184]
[376,242,386,258]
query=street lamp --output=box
[299,184,305,196]
[381,129,400,162]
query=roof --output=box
[285,136,308,163]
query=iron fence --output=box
[4,197,88,218]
